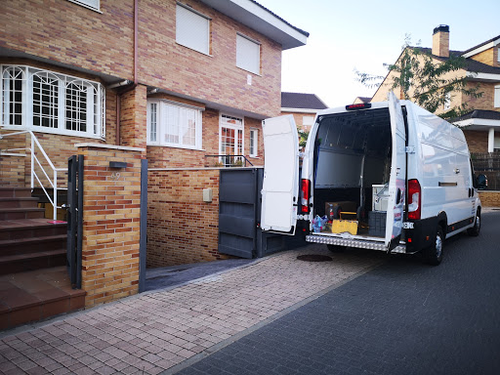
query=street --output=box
[175,209,500,375]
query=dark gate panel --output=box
[67,155,83,289]
[218,168,285,258]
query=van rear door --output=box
[261,115,299,234]
[385,92,407,250]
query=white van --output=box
[261,93,481,265]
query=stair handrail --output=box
[0,130,66,220]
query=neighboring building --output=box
[281,92,328,133]
[353,96,371,104]
[0,0,308,170]
[372,25,500,154]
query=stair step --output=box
[0,234,67,256]
[0,196,40,208]
[0,218,67,241]
[0,266,86,331]
[0,249,66,275]
[0,187,32,198]
[0,207,45,220]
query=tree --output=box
[356,36,482,119]
[297,126,309,149]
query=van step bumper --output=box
[306,234,406,254]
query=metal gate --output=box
[67,155,83,289]
[218,168,285,258]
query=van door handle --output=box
[454,168,460,174]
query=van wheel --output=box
[424,226,444,266]
[467,212,481,237]
[327,244,345,253]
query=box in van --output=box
[261,92,481,265]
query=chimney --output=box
[432,25,450,58]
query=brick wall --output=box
[120,85,147,149]
[139,0,282,117]
[470,47,498,67]
[478,191,500,207]
[464,130,488,154]
[0,0,135,81]
[147,168,231,267]
[77,144,144,308]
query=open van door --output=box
[261,115,299,234]
[385,92,406,250]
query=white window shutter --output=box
[176,5,209,55]
[237,34,260,74]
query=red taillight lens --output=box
[301,179,310,213]
[408,179,421,220]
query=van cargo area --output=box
[261,94,481,265]
[311,108,393,239]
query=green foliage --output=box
[297,126,309,149]
[356,35,482,119]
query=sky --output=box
[260,0,500,108]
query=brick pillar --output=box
[76,143,145,308]
[120,84,147,149]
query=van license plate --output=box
[403,222,414,229]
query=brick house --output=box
[280,92,328,132]
[0,0,309,319]
[1,0,308,170]
[372,25,500,154]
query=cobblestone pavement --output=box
[0,245,383,374]
[173,210,500,375]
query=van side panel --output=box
[411,104,474,227]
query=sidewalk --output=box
[0,245,383,375]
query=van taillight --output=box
[301,179,310,213]
[408,179,421,220]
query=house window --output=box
[303,116,314,127]
[495,85,500,108]
[176,3,210,55]
[67,0,100,11]
[147,100,203,149]
[250,128,258,157]
[1,65,105,138]
[236,34,260,75]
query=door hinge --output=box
[405,146,415,154]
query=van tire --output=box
[327,244,345,253]
[424,226,444,266]
[467,212,481,237]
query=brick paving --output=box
[0,245,383,374]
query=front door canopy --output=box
[385,92,407,249]
[261,115,299,234]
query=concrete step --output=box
[0,248,66,276]
[0,187,32,198]
[0,234,67,257]
[0,196,40,209]
[0,207,45,220]
[0,266,86,331]
[0,218,67,241]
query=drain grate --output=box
[297,254,333,262]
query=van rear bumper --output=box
[306,234,406,254]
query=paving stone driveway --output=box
[0,245,383,374]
